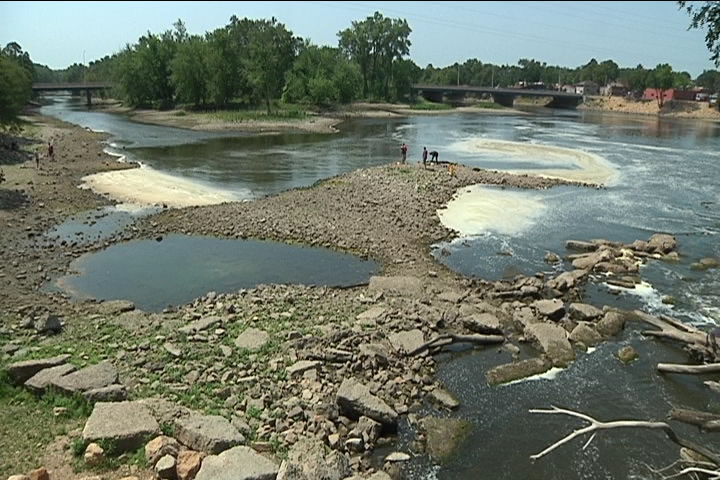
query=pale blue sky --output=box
[1,1,717,78]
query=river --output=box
[40,96,720,479]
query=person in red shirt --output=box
[400,143,408,163]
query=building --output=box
[600,83,629,97]
[642,88,698,102]
[575,81,599,96]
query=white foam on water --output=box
[80,163,247,209]
[502,366,566,387]
[437,185,546,237]
[449,138,619,186]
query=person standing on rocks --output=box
[47,141,55,162]
[422,146,428,167]
[400,143,408,164]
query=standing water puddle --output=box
[47,234,378,312]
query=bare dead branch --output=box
[406,333,504,356]
[529,405,720,465]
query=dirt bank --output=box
[579,95,720,120]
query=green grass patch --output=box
[474,101,504,109]
[203,105,307,123]
[0,371,88,477]
[409,100,453,111]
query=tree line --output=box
[2,5,720,129]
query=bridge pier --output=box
[546,95,582,109]
[422,91,444,103]
[492,93,515,108]
[86,89,92,107]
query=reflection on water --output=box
[48,234,378,312]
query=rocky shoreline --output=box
[0,109,692,480]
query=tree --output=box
[241,17,299,113]
[696,69,720,90]
[282,43,361,106]
[338,11,411,101]
[171,35,209,107]
[678,1,720,66]
[0,45,33,128]
[648,63,675,107]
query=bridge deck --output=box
[32,82,113,91]
[411,84,581,99]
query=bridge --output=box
[411,84,583,109]
[32,82,114,107]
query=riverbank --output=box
[579,95,720,120]
[96,100,528,135]
[0,109,705,480]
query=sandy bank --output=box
[580,95,720,120]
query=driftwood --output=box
[529,405,720,466]
[670,408,720,433]
[658,363,720,374]
[634,310,710,349]
[406,333,504,356]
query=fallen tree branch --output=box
[529,405,720,465]
[657,363,720,374]
[406,333,504,356]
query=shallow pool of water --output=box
[46,234,379,312]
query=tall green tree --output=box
[0,43,33,128]
[696,69,720,90]
[171,35,209,107]
[338,11,411,101]
[241,17,299,113]
[678,1,720,66]
[648,63,675,107]
[282,43,361,106]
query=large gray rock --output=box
[51,361,119,394]
[276,436,350,480]
[83,384,128,403]
[421,416,471,463]
[485,357,552,386]
[597,311,627,337]
[368,276,423,297]
[336,378,398,429]
[179,315,222,335]
[83,401,160,452]
[388,329,425,355]
[525,323,575,367]
[33,313,62,334]
[568,303,603,321]
[234,328,269,351]
[648,233,676,254]
[24,363,76,393]
[6,354,71,384]
[195,446,279,480]
[175,414,245,454]
[532,299,566,321]
[96,299,136,315]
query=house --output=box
[600,83,629,97]
[575,81,599,96]
[642,88,697,102]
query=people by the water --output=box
[400,143,408,163]
[47,141,55,161]
[429,150,439,163]
[422,146,428,167]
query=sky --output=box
[1,1,717,79]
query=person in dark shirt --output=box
[429,150,439,163]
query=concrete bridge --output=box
[32,82,114,107]
[411,84,583,109]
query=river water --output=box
[40,97,720,479]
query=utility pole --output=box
[83,50,86,84]
[457,65,460,86]
[491,66,494,88]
